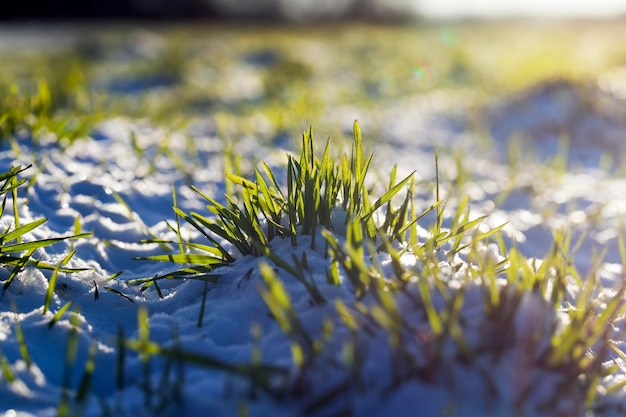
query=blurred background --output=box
[3,0,626,176]
[3,0,626,20]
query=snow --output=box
[3,67,626,417]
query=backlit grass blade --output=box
[262,161,284,195]
[128,266,220,287]
[171,186,185,255]
[417,273,442,335]
[48,301,73,329]
[141,253,226,266]
[0,218,47,244]
[0,254,26,265]
[435,215,488,248]
[0,194,6,222]
[252,241,326,305]
[193,202,254,255]
[450,196,470,250]
[361,172,415,222]
[171,207,233,261]
[435,150,442,235]
[75,340,97,404]
[322,227,371,298]
[259,262,313,367]
[3,248,35,290]
[396,200,443,238]
[452,222,509,255]
[127,337,288,385]
[0,232,91,254]
[0,352,15,383]
[59,310,81,417]
[582,285,626,358]
[44,250,75,315]
[13,304,32,368]
[27,259,91,273]
[127,303,289,388]
[141,238,224,258]
[287,158,298,245]
[352,120,363,182]
[11,174,20,240]
[0,165,30,183]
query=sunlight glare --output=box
[417,0,626,18]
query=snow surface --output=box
[3,79,626,417]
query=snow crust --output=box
[3,80,626,416]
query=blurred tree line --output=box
[1,0,418,21]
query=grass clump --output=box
[134,120,414,290]
[0,60,100,144]
[0,166,94,414]
[0,165,90,293]
[132,121,626,414]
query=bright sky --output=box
[417,0,626,18]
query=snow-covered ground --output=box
[4,36,626,417]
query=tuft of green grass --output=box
[0,60,101,144]
[0,165,98,415]
[0,165,91,293]
[136,121,414,289]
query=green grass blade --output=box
[3,248,35,290]
[44,250,75,315]
[361,172,415,222]
[0,218,48,243]
[0,352,16,383]
[140,253,226,265]
[59,311,81,417]
[11,175,20,240]
[103,287,134,303]
[0,233,91,254]
[353,120,363,179]
[48,301,73,329]
[13,304,32,368]
[197,281,209,328]
[75,340,98,404]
